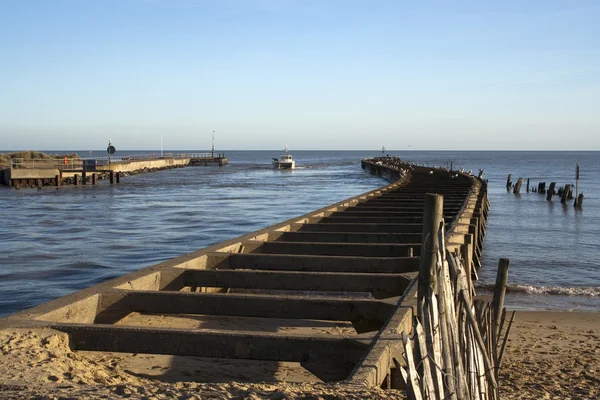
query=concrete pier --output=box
[0,157,489,389]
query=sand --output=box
[1,311,599,399]
[500,311,600,400]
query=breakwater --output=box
[0,153,228,188]
[0,157,489,392]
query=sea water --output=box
[0,150,598,317]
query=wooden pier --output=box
[0,158,490,394]
[0,152,228,188]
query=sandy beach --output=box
[500,311,600,400]
[1,310,598,399]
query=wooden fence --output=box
[398,196,514,400]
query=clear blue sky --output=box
[1,0,599,151]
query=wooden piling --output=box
[560,184,570,204]
[82,171,87,185]
[546,182,556,201]
[109,171,114,184]
[513,178,523,194]
[540,182,546,194]
[526,178,530,193]
[575,164,580,205]
[74,174,79,186]
[505,174,512,191]
[116,172,120,184]
[418,193,443,317]
[55,175,61,187]
[575,193,584,208]
[92,173,97,185]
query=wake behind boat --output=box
[272,144,295,169]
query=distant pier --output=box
[0,152,228,188]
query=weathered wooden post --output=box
[513,177,523,194]
[574,164,580,206]
[461,234,474,295]
[526,178,530,193]
[506,174,512,191]
[575,193,584,208]
[492,258,510,344]
[109,171,114,184]
[91,173,97,185]
[74,174,79,186]
[82,171,87,185]
[561,184,571,203]
[54,174,61,187]
[36,179,42,189]
[418,193,443,317]
[116,172,120,183]
[546,182,556,201]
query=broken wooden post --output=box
[92,173,97,185]
[575,193,584,208]
[109,171,115,184]
[74,174,79,186]
[506,174,512,191]
[418,193,443,317]
[561,184,571,204]
[526,178,530,193]
[546,182,556,201]
[54,174,61,187]
[513,178,523,194]
[116,172,121,184]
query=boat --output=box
[272,144,296,169]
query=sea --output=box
[0,150,598,317]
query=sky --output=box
[1,0,599,151]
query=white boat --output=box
[272,144,296,169]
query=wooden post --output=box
[513,178,523,194]
[116,172,120,184]
[561,184,570,204]
[492,258,510,341]
[461,234,474,295]
[526,178,530,193]
[55,175,60,187]
[505,174,512,191]
[82,171,87,185]
[546,182,556,201]
[36,179,42,189]
[575,193,584,208]
[92,173,97,185]
[109,171,114,184]
[575,164,579,205]
[74,174,79,185]
[418,193,443,317]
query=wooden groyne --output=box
[506,164,584,208]
[0,153,228,188]
[0,157,492,395]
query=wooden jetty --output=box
[0,152,228,188]
[0,157,491,394]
